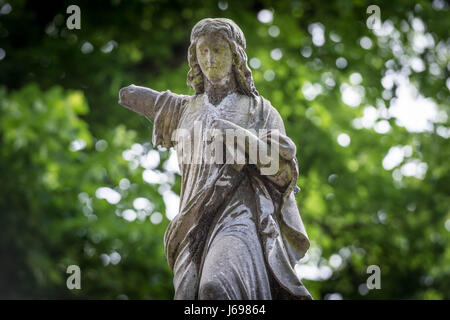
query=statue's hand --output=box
[210,118,245,146]
[210,118,238,132]
[210,118,247,172]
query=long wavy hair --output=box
[187,18,259,98]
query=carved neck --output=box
[204,73,237,105]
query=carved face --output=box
[196,32,233,84]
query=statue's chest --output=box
[178,94,252,133]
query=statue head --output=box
[187,18,259,97]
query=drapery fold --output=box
[150,90,311,299]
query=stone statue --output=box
[118,18,312,300]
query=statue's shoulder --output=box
[163,92,196,110]
[255,95,285,126]
[182,93,204,110]
[180,93,195,103]
[253,95,275,113]
[158,90,192,105]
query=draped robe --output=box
[150,90,312,300]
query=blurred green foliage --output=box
[0,0,448,299]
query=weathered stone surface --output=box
[119,18,311,300]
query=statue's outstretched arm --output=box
[118,84,161,120]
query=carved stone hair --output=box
[187,18,259,97]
